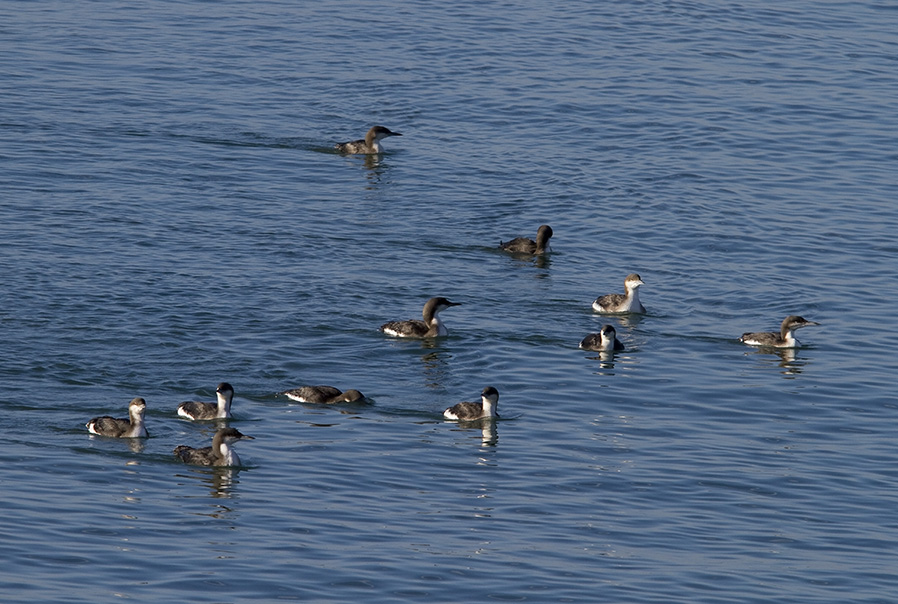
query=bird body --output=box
[740,315,819,348]
[86,397,148,438]
[380,297,461,338]
[500,224,553,255]
[284,386,366,404]
[592,273,646,314]
[443,387,500,421]
[173,427,253,466]
[177,382,235,420]
[579,325,625,352]
[335,126,402,154]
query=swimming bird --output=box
[334,125,402,154]
[177,382,235,420]
[740,315,820,348]
[443,386,500,421]
[283,385,366,404]
[592,273,646,314]
[173,427,254,467]
[500,224,553,255]
[579,324,625,352]
[380,296,461,338]
[86,397,148,438]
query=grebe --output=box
[443,386,499,421]
[592,273,646,314]
[283,386,366,404]
[380,297,461,338]
[177,382,234,420]
[500,224,553,255]
[579,324,625,352]
[335,125,402,154]
[86,397,148,438]
[173,427,253,466]
[740,315,820,348]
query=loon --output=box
[380,296,461,338]
[592,273,646,314]
[579,324,625,352]
[86,397,148,438]
[443,386,500,421]
[177,382,234,420]
[740,315,820,348]
[334,125,402,154]
[500,224,553,255]
[283,385,366,404]
[173,427,254,467]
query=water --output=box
[2,0,898,601]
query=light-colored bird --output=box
[592,273,646,314]
[86,397,148,438]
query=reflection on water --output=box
[87,434,146,454]
[175,467,244,499]
[612,314,645,330]
[502,251,553,273]
[420,349,453,389]
[448,417,498,447]
[583,350,620,372]
[746,348,812,376]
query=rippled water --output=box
[2,1,898,602]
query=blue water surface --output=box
[2,1,897,602]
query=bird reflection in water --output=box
[176,466,244,499]
[747,347,812,376]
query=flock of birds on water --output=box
[85,125,821,468]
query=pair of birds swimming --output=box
[87,383,253,467]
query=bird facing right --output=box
[173,427,254,467]
[592,273,646,314]
[443,387,500,421]
[740,315,820,348]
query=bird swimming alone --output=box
[283,385,366,404]
[86,397,148,438]
[443,386,500,421]
[334,125,402,154]
[579,324,625,352]
[500,224,553,255]
[173,427,254,467]
[739,315,820,348]
[177,382,235,420]
[380,296,461,338]
[592,273,646,314]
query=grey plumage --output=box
[86,397,148,438]
[173,427,254,466]
[740,315,820,348]
[177,382,234,420]
[380,296,461,338]
[283,385,366,404]
[500,224,553,255]
[579,325,625,352]
[592,273,646,314]
[443,386,500,421]
[335,125,402,154]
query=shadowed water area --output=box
[2,1,898,602]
